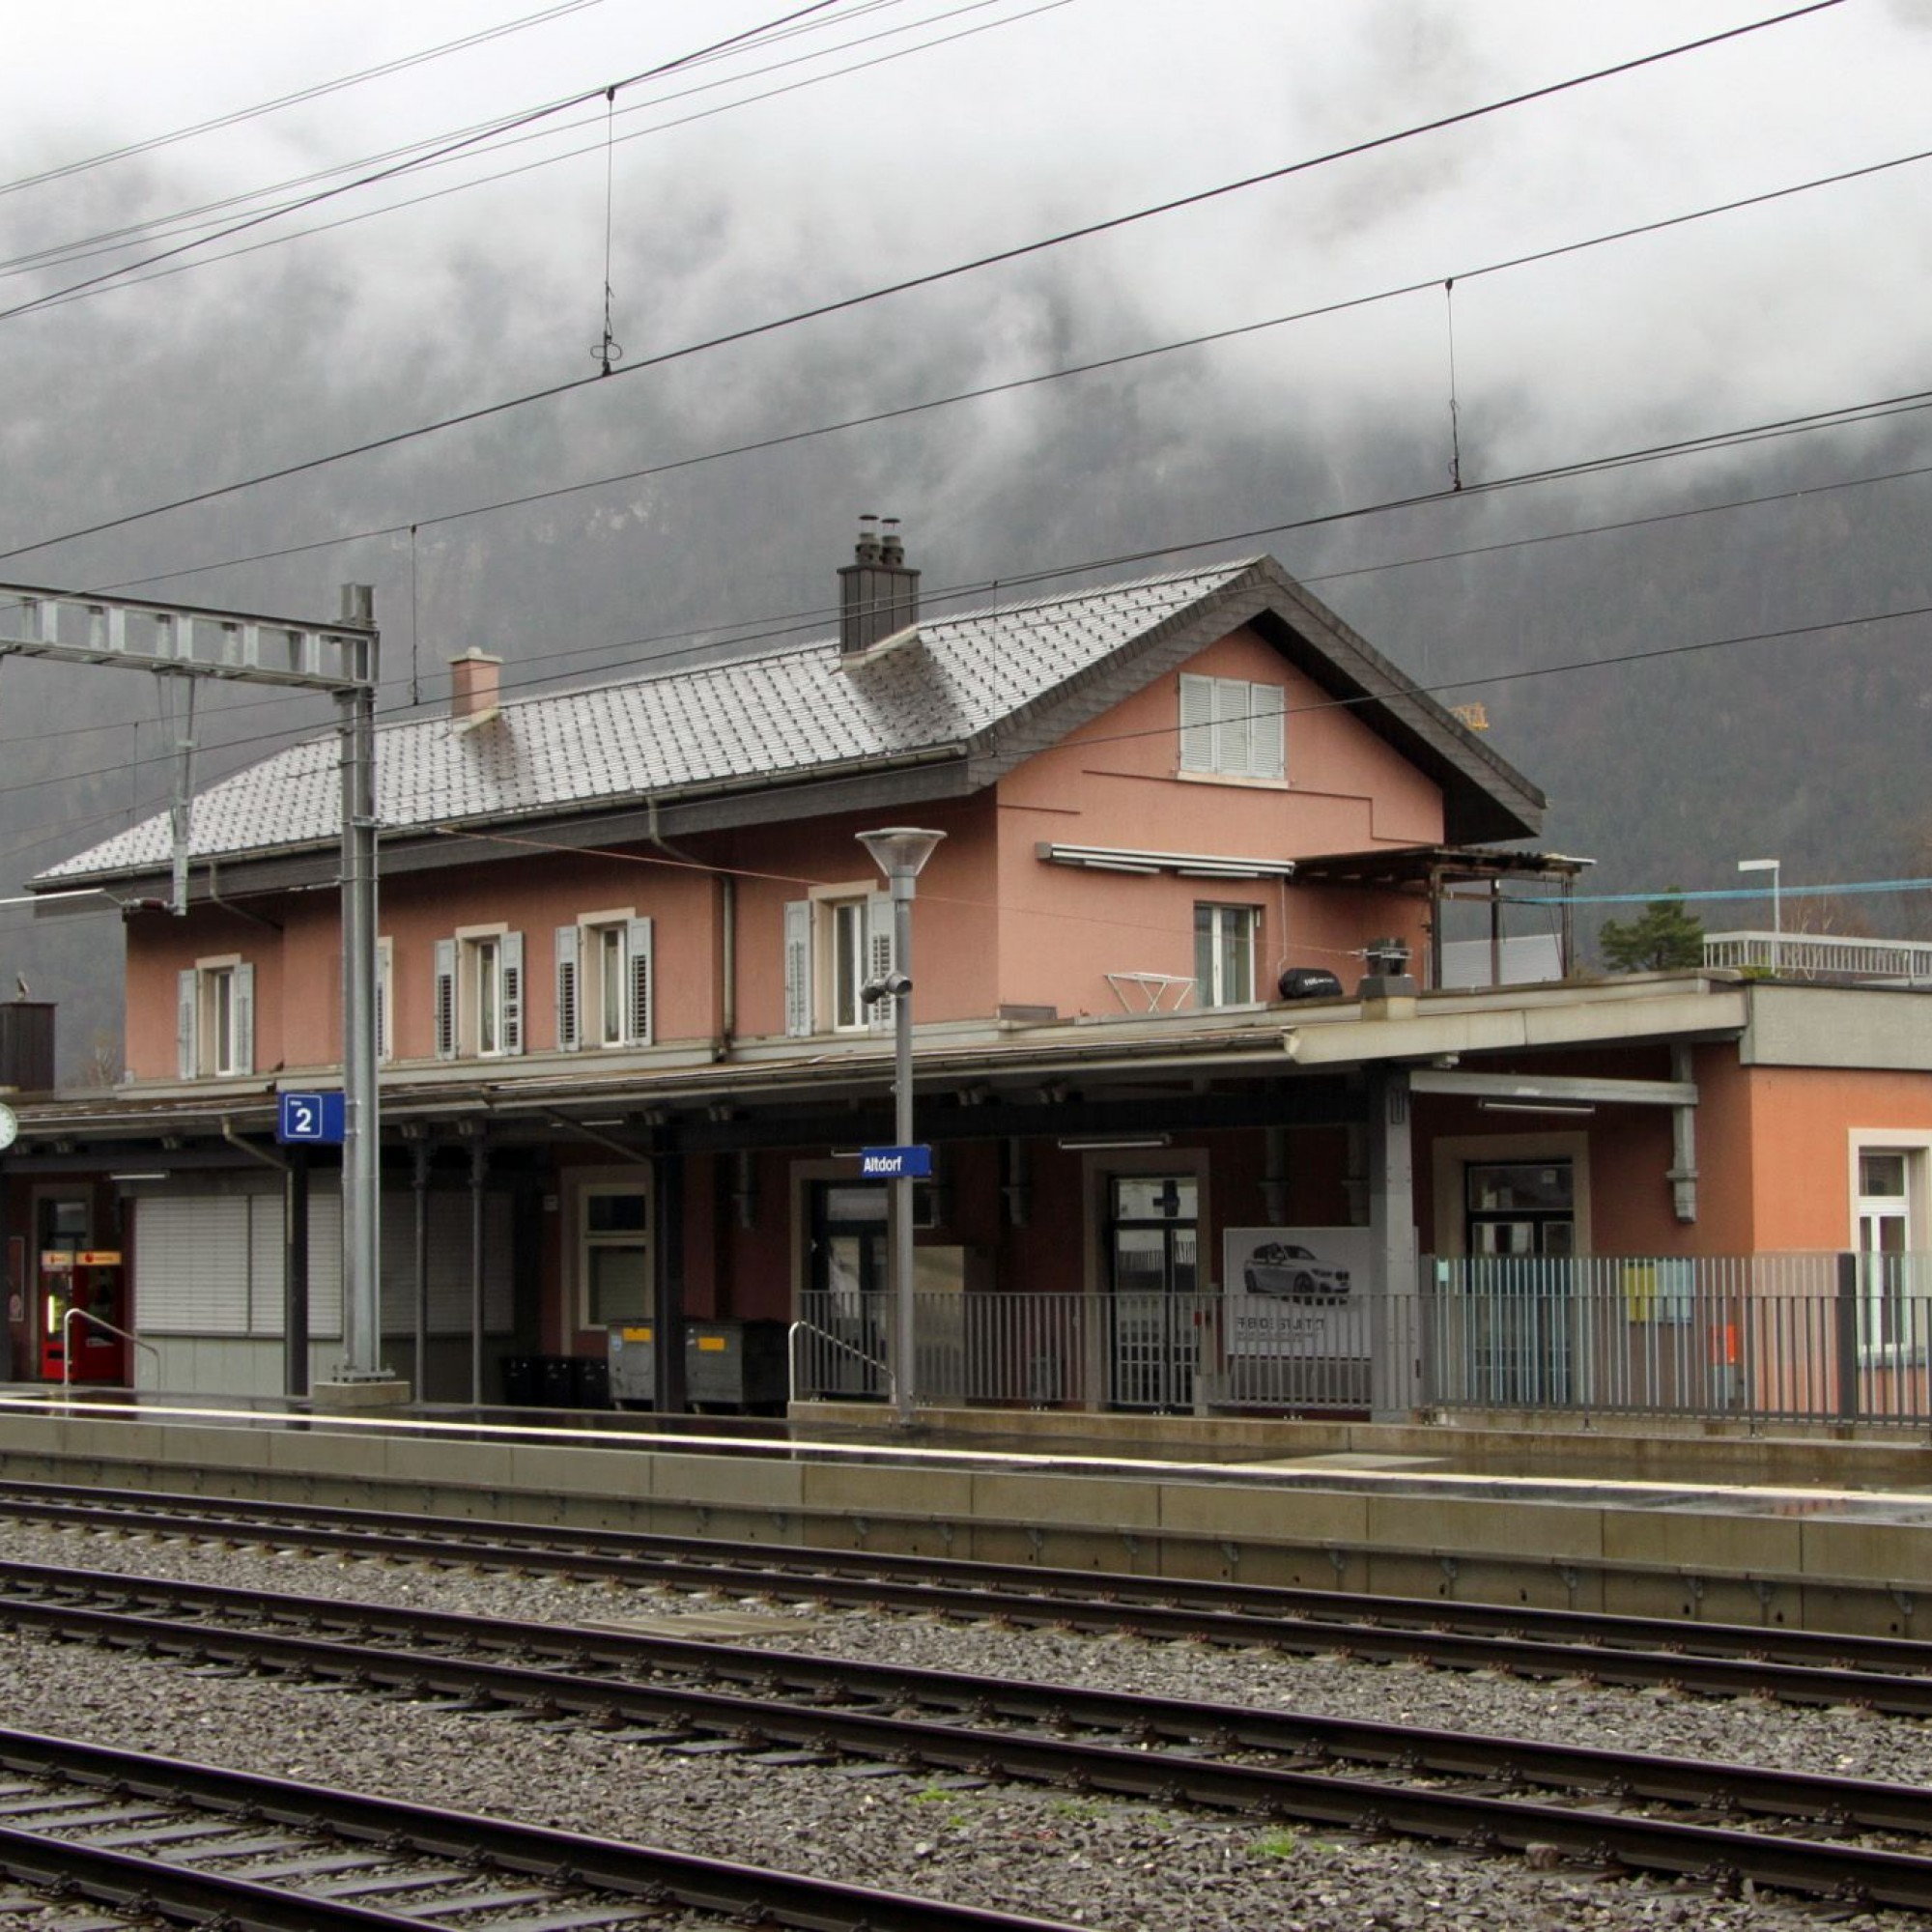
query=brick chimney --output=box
[838,514,919,658]
[449,648,502,726]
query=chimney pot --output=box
[838,513,919,658]
[449,647,503,724]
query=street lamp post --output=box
[858,827,946,1429]
[1738,858,1781,973]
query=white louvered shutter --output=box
[1250,682,1286,781]
[554,924,581,1051]
[626,916,654,1045]
[1215,676,1252,777]
[865,894,895,1035]
[177,969,198,1079]
[433,940,457,1060]
[783,900,812,1037]
[1179,673,1214,773]
[232,962,255,1076]
[500,931,525,1055]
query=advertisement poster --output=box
[1222,1227,1372,1359]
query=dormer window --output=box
[1179,673,1285,781]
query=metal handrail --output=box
[787,1318,893,1406]
[62,1306,160,1393]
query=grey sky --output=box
[11,1,1926,555]
[2,2,1929,856]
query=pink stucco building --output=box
[12,527,1931,1427]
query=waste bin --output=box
[686,1320,789,1411]
[571,1355,611,1408]
[500,1355,540,1407]
[536,1354,573,1407]
[609,1325,654,1406]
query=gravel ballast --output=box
[0,1516,1924,1930]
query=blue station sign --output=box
[277,1090,347,1146]
[858,1144,932,1179]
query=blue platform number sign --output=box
[858,1145,932,1179]
[277,1091,347,1146]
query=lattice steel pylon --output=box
[0,581,389,1392]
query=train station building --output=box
[6,528,1930,1427]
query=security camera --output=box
[860,971,913,1004]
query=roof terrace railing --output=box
[1703,930,1932,983]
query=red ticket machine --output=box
[35,1194,128,1386]
[50,1252,128,1384]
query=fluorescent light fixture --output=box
[1476,1100,1596,1118]
[108,1171,169,1181]
[1057,1134,1173,1151]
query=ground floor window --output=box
[1857,1145,1926,1354]
[581,1182,650,1326]
[1465,1159,1574,1258]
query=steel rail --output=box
[13,1565,1932,1907]
[12,1480,1932,1711]
[0,1726,1087,1932]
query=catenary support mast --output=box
[2,580,388,1392]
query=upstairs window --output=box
[177,957,254,1078]
[1194,903,1258,1007]
[555,914,654,1051]
[434,928,525,1060]
[784,889,893,1037]
[1179,672,1285,781]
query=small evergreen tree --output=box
[1598,890,1705,973]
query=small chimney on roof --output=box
[838,513,919,658]
[449,648,502,726]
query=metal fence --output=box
[1702,929,1932,983]
[794,1253,1932,1424]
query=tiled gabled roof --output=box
[38,554,1541,885]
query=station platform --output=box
[3,1388,1931,1638]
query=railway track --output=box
[11,1555,1932,1912]
[0,1725,1082,1930]
[7,1476,1932,1711]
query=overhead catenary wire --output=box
[3,370,1931,810]
[0,0,856,327]
[0,0,611,203]
[0,0,1018,288]
[0,0,1847,566]
[84,132,1932,612]
[9,425,1932,763]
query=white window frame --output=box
[1851,1134,1930,1362]
[1194,902,1260,1008]
[436,924,524,1061]
[784,883,893,1037]
[178,954,253,1079]
[1178,672,1286,782]
[574,1171,654,1330]
[556,910,654,1052]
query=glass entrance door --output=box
[1107,1176,1199,1410]
[808,1183,889,1397]
[1463,1160,1575,1403]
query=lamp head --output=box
[858,826,946,883]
